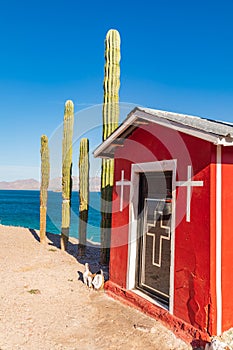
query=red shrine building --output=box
[94,107,233,341]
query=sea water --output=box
[0,190,101,244]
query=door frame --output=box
[126,159,177,314]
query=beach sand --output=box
[0,225,190,350]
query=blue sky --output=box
[1,0,233,181]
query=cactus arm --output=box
[78,138,89,257]
[61,100,74,251]
[101,29,121,264]
[40,135,50,243]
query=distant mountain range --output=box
[0,179,40,190]
[0,177,101,192]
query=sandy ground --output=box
[0,225,191,350]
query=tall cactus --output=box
[40,135,50,243]
[78,138,89,257]
[61,100,74,251]
[101,29,121,264]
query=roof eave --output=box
[94,108,233,158]
[216,137,233,146]
[93,114,138,158]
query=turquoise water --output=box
[0,190,101,243]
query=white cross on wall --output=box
[147,211,171,268]
[116,170,131,212]
[176,165,204,222]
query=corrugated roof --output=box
[94,107,233,158]
[135,107,233,138]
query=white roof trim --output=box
[94,108,233,158]
[93,114,137,158]
[134,110,219,144]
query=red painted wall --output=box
[109,122,214,333]
[173,133,211,332]
[110,159,131,288]
[221,147,233,331]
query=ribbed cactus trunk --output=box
[101,29,121,264]
[61,100,74,251]
[40,135,50,243]
[78,138,89,257]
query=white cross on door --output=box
[116,170,131,212]
[176,165,203,222]
[147,211,171,267]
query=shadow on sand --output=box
[28,228,109,279]
[28,229,206,349]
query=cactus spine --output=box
[78,138,89,257]
[61,100,74,251]
[101,29,121,264]
[40,135,50,243]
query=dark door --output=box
[137,171,172,307]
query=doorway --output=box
[137,171,172,307]
[127,160,176,313]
